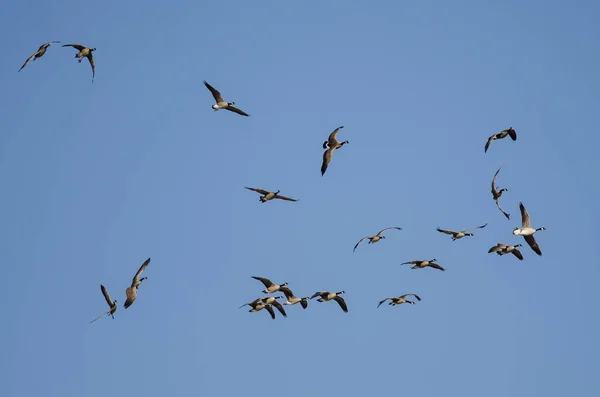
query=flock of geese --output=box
[18,40,546,322]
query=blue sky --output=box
[1,1,599,396]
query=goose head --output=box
[536,227,546,231]
[340,140,349,146]
[336,291,345,295]
[228,101,235,106]
[407,301,415,305]
[430,258,437,263]
[465,233,474,237]
[322,141,329,149]
[281,282,289,287]
[512,227,520,235]
[514,244,522,248]
[275,190,281,195]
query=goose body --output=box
[280,286,309,309]
[241,299,277,319]
[513,202,545,256]
[19,41,60,72]
[377,294,421,308]
[62,44,96,82]
[321,126,349,176]
[245,187,298,203]
[90,285,118,323]
[485,127,517,153]
[401,259,445,271]
[437,223,487,240]
[353,227,402,252]
[203,81,249,116]
[310,291,348,312]
[124,258,150,309]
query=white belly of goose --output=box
[514,227,536,236]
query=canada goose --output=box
[513,202,545,256]
[377,294,421,308]
[62,44,96,82]
[321,126,349,176]
[244,187,298,203]
[124,257,150,309]
[240,299,277,319]
[203,80,249,116]
[310,291,348,312]
[279,286,309,309]
[18,41,60,72]
[90,285,118,323]
[353,227,402,252]
[437,223,487,240]
[498,244,524,260]
[491,168,510,220]
[401,259,445,271]
[484,127,517,153]
[251,276,288,293]
[488,243,508,253]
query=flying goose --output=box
[401,259,445,271]
[203,80,249,116]
[62,44,96,82]
[437,223,487,240]
[18,41,60,72]
[484,127,517,153]
[279,286,309,309]
[124,258,150,309]
[491,168,510,219]
[321,126,349,176]
[251,276,288,293]
[353,227,402,252]
[240,299,277,319]
[244,187,298,203]
[90,285,118,323]
[488,243,508,253]
[377,294,421,308]
[513,202,545,256]
[310,291,348,312]
[499,244,524,260]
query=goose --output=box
[259,296,287,317]
[377,294,421,308]
[491,168,510,219]
[513,202,545,256]
[498,244,524,260]
[244,187,298,203]
[310,291,348,312]
[488,243,508,253]
[124,257,150,309]
[401,259,445,271]
[251,276,288,293]
[437,223,487,240]
[279,286,309,309]
[321,126,349,176]
[353,227,402,252]
[240,299,277,319]
[485,127,517,153]
[18,41,60,72]
[90,285,118,323]
[203,80,249,116]
[62,44,96,82]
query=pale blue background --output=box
[1,1,599,396]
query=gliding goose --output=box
[240,299,277,319]
[18,41,60,72]
[484,127,517,153]
[203,80,249,116]
[321,126,349,176]
[310,291,348,312]
[62,44,96,82]
[377,294,421,308]
[353,227,402,252]
[437,223,487,240]
[491,168,510,220]
[401,259,445,271]
[90,285,118,323]
[124,258,150,309]
[251,276,288,293]
[244,187,298,203]
[513,202,545,256]
[279,286,309,309]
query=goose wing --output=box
[264,304,276,319]
[18,52,38,72]
[225,105,249,117]
[377,298,391,308]
[310,291,326,299]
[271,300,287,317]
[132,258,150,285]
[427,263,446,271]
[300,299,308,309]
[251,276,273,288]
[124,287,136,308]
[377,226,402,236]
[401,260,419,266]
[273,193,298,202]
[62,44,86,51]
[279,286,295,299]
[239,298,261,309]
[353,236,369,252]
[495,199,511,220]
[327,126,344,146]
[512,248,524,260]
[90,309,112,323]
[524,234,542,256]
[463,223,488,233]
[436,227,456,236]
[488,243,506,253]
[321,148,334,176]
[333,296,348,312]
[491,168,500,192]
[245,187,271,196]
[508,128,517,140]
[484,134,495,153]
[101,285,114,307]
[401,293,421,301]
[86,53,95,82]
[203,81,224,103]
[519,202,531,228]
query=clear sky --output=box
[1,1,599,396]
